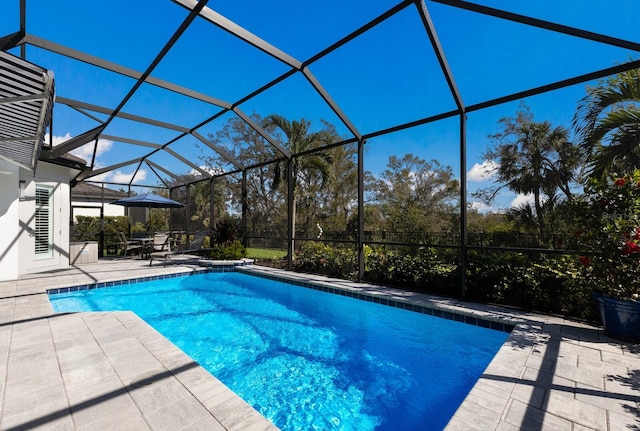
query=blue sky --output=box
[3,0,639,210]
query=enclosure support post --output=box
[209,178,216,241]
[185,184,191,247]
[168,187,173,232]
[127,185,132,238]
[357,139,365,282]
[241,171,248,247]
[417,0,467,298]
[287,157,294,270]
[459,112,468,299]
[99,184,105,258]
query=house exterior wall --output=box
[0,160,76,282]
[0,160,20,281]
[17,162,73,278]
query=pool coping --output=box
[48,260,515,333]
[5,260,640,430]
[236,265,517,333]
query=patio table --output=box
[134,237,154,259]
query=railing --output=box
[72,229,569,258]
[246,230,569,250]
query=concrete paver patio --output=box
[0,259,638,430]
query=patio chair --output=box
[147,232,171,262]
[117,232,143,258]
[151,232,171,252]
[149,231,210,266]
[183,231,210,254]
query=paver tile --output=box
[70,388,138,429]
[504,399,572,431]
[462,385,510,415]
[557,342,602,361]
[577,339,624,355]
[60,359,118,389]
[76,406,150,431]
[454,402,501,428]
[552,361,605,389]
[601,349,640,368]
[181,415,227,431]
[445,416,493,431]
[574,381,639,418]
[604,369,640,397]
[65,374,127,405]
[107,345,162,381]
[545,391,607,430]
[1,394,72,431]
[208,396,272,431]
[577,356,628,375]
[5,357,62,395]
[127,369,193,414]
[2,383,67,418]
[608,409,640,431]
[144,395,210,431]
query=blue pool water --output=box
[50,272,508,431]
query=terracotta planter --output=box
[593,292,640,343]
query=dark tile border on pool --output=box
[46,260,252,295]
[46,262,514,334]
[238,268,516,334]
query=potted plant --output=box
[574,170,640,342]
[571,170,640,342]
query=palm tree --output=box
[482,106,580,235]
[573,68,640,179]
[262,114,334,245]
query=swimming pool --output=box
[50,271,509,431]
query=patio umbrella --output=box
[111,192,185,208]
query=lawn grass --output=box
[246,247,287,260]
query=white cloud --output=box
[467,160,498,182]
[111,169,147,184]
[511,193,535,208]
[46,132,72,147]
[469,201,499,213]
[189,166,223,176]
[71,139,113,161]
[46,132,154,186]
[45,133,113,164]
[89,169,147,184]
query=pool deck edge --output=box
[1,260,639,430]
[0,260,279,431]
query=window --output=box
[35,185,53,258]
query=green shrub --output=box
[294,241,358,279]
[212,219,238,244]
[293,241,597,321]
[363,246,458,295]
[73,216,132,241]
[466,251,596,319]
[208,240,247,260]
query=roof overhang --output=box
[0,50,55,172]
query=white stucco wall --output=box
[17,162,73,278]
[0,160,20,281]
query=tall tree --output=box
[476,105,580,234]
[262,114,335,243]
[204,115,284,236]
[369,154,459,233]
[573,68,640,180]
[317,142,358,234]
